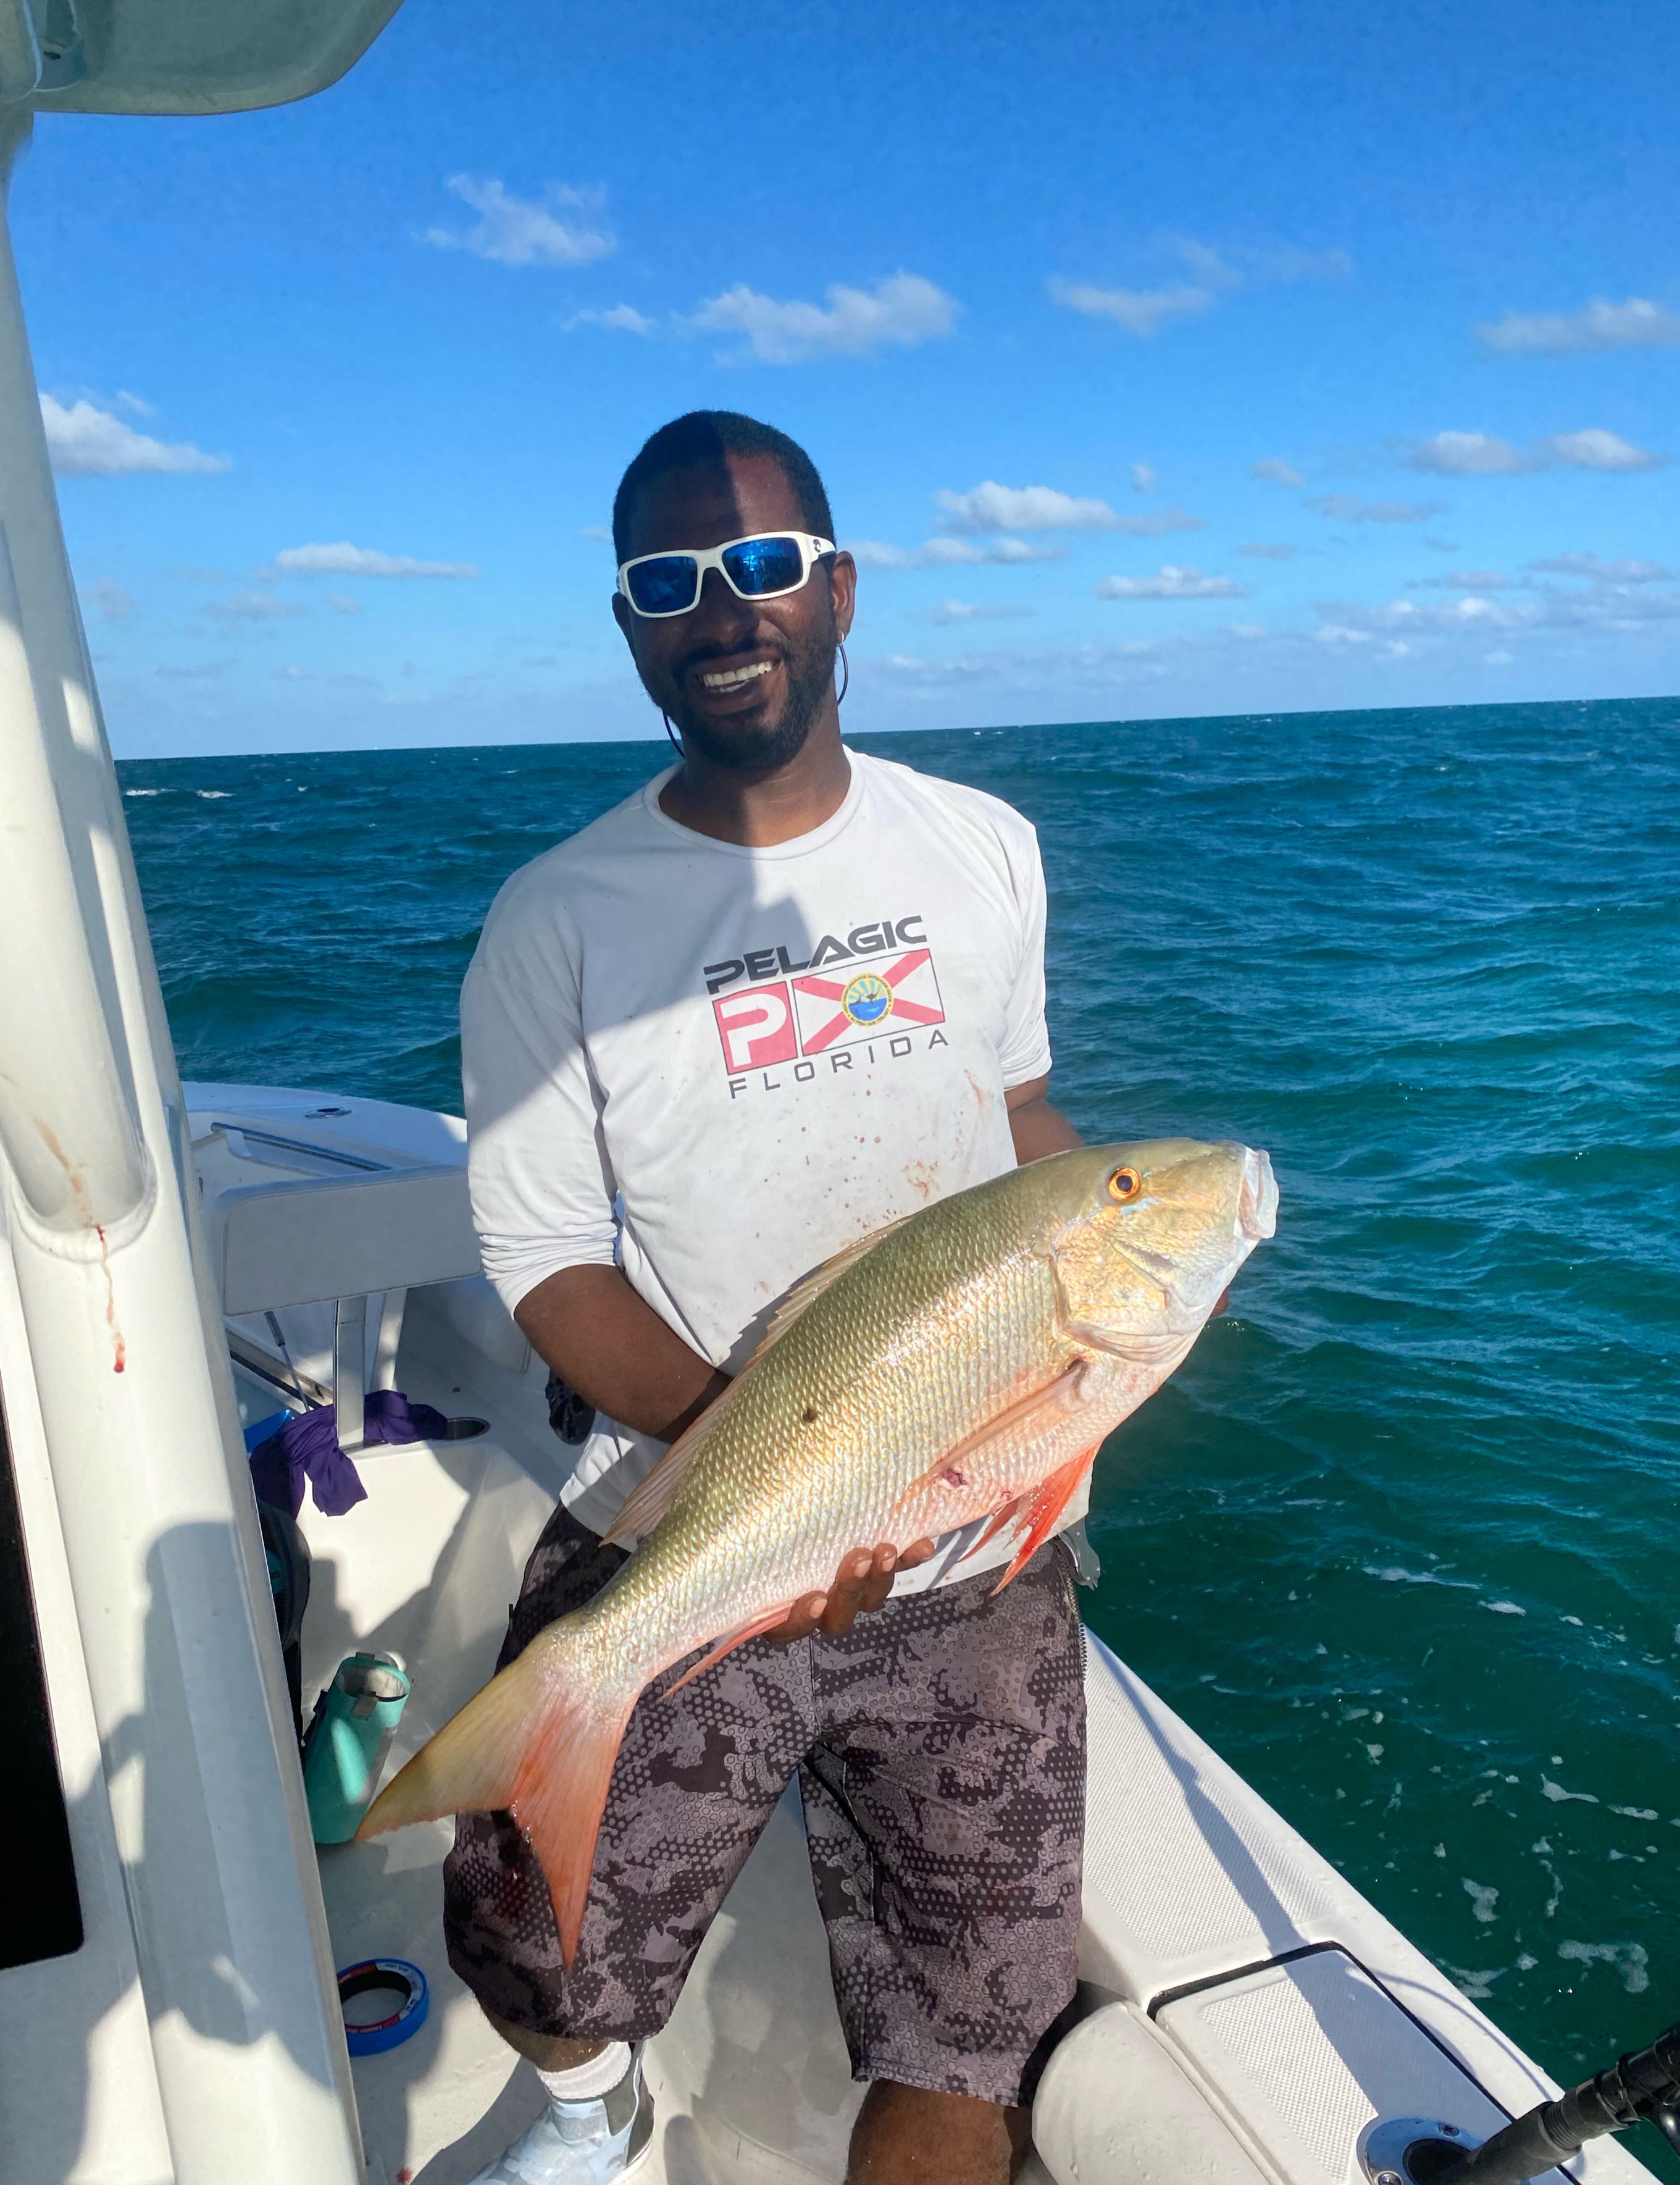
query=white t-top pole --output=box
[0,118,362,2185]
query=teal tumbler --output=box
[302,1653,411,1845]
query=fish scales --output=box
[609,1182,1059,1651]
[360,1136,1278,1961]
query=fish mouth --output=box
[1237,1147,1277,1242]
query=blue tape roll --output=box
[337,1957,428,2057]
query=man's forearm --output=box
[1005,1074,1084,1164]
[514,1264,729,1445]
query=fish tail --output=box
[357,1619,637,1966]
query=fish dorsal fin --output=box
[745,1213,917,1367]
[604,1211,916,1548]
[599,1410,719,1546]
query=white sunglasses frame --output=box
[616,531,837,619]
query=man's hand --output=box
[767,1539,938,1645]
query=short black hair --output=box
[612,411,835,561]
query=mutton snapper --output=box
[360,1138,1277,1958]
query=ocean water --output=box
[121,697,1679,2158]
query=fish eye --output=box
[1106,1166,1143,1204]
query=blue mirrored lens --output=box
[627,556,700,614]
[722,535,804,596]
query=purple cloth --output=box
[250,1388,452,1518]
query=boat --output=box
[0,7,1664,2184]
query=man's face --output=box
[612,450,856,772]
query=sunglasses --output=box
[617,531,836,619]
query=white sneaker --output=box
[467,2052,654,2184]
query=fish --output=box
[359,1137,1277,1959]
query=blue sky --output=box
[17,0,1679,756]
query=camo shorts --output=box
[443,1499,1087,2105]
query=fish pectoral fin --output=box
[892,1362,1090,1520]
[990,1445,1100,1595]
[661,1606,797,1695]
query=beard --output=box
[667,632,836,773]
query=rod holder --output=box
[1358,2019,1680,2185]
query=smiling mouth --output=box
[698,658,777,694]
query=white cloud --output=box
[1307,494,1446,524]
[1130,461,1159,495]
[1240,243,1355,285]
[422,176,614,268]
[1048,278,1213,338]
[1477,296,1680,355]
[1239,541,1298,560]
[1095,564,1250,600]
[1409,568,1513,591]
[932,480,1203,535]
[848,536,1063,569]
[690,272,957,364]
[578,526,611,544]
[90,577,135,621]
[1114,506,1206,536]
[570,304,656,335]
[1411,430,1531,476]
[1408,426,1660,476]
[927,599,1034,624]
[1252,458,1305,488]
[273,541,480,579]
[1050,242,1350,341]
[324,592,364,615]
[1314,576,1680,645]
[204,592,304,624]
[1536,427,1659,472]
[936,481,1121,532]
[1529,551,1671,581]
[43,395,228,477]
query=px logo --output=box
[713,982,800,1072]
[712,947,946,1075]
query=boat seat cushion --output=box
[212,1165,482,1315]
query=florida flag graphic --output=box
[790,947,945,1055]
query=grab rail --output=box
[0,128,363,2185]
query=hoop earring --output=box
[835,638,850,706]
[661,710,683,754]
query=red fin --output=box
[990,1445,1098,1595]
[892,1365,1084,1522]
[358,1622,637,1969]
[508,1692,638,1966]
[958,1496,1024,1561]
[661,1606,795,1695]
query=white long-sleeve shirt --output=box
[462,749,1069,1586]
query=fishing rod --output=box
[1357,2015,1680,2185]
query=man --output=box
[448,410,1087,2185]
